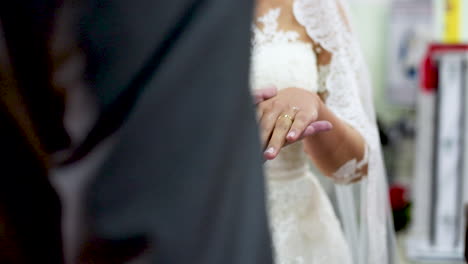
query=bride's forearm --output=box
[304,100,367,179]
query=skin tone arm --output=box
[255,0,367,178]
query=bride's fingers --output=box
[260,105,283,148]
[286,110,317,142]
[301,121,333,138]
[283,120,333,146]
[264,112,295,160]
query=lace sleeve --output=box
[293,1,393,264]
[293,0,378,184]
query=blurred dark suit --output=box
[0,0,273,263]
[0,1,71,263]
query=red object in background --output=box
[420,43,468,93]
[389,184,409,211]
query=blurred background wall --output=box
[349,1,468,263]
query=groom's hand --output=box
[253,86,277,105]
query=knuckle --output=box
[260,101,272,111]
[292,120,305,130]
[272,100,285,109]
[261,105,271,113]
[295,114,308,123]
[312,109,318,118]
[266,113,276,122]
[291,106,301,112]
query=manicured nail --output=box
[305,126,315,135]
[287,131,296,139]
[265,147,275,155]
[316,121,333,132]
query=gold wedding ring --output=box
[278,114,294,122]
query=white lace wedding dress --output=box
[250,8,353,264]
[250,1,396,264]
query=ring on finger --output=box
[278,114,294,122]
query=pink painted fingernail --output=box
[304,126,315,136]
[287,131,296,139]
[316,121,333,132]
[265,147,275,155]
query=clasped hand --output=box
[254,87,332,160]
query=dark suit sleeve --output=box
[0,1,71,154]
[81,0,273,263]
[0,2,84,263]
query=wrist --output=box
[315,93,326,120]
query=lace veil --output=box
[292,0,397,263]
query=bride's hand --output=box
[257,87,332,160]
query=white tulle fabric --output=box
[251,1,395,264]
[251,7,350,264]
[293,1,394,263]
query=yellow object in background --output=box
[444,0,461,43]
[433,0,467,43]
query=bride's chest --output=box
[255,0,311,43]
[250,7,319,93]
